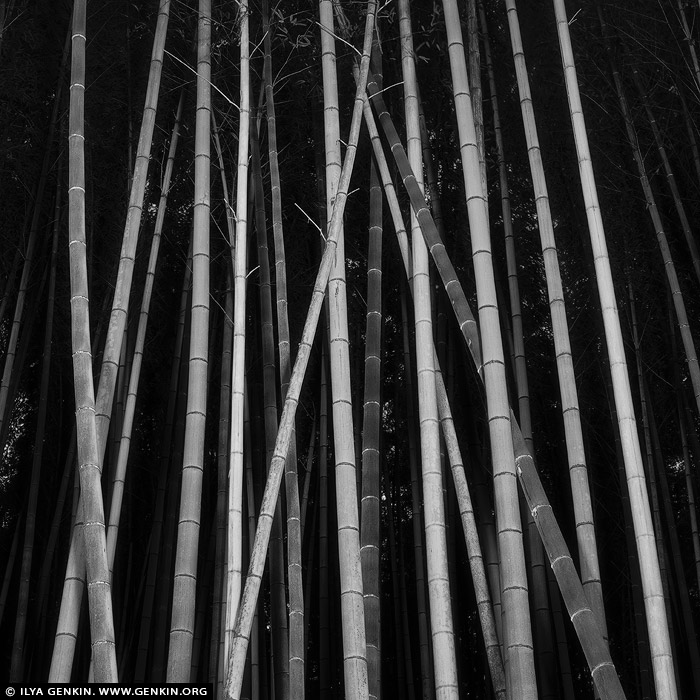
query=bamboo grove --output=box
[2,0,700,697]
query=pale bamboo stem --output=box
[105,92,183,576]
[63,0,117,681]
[440,1,536,696]
[225,0,249,677]
[166,0,211,679]
[399,1,458,697]
[360,157,383,700]
[555,4,676,698]
[505,0,607,649]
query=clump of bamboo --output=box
[224,4,377,696]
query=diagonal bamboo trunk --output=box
[166,0,211,680]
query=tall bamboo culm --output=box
[166,0,211,680]
[399,1,459,697]
[225,0,249,677]
[64,0,118,682]
[555,4,677,699]
[504,0,607,648]
[439,1,537,697]
[319,1,369,697]
[360,155,382,700]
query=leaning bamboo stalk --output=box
[554,3,675,698]
[504,0,607,647]
[399,2,459,697]
[224,4,376,695]
[94,0,170,455]
[225,0,249,677]
[166,0,211,679]
[434,364,506,700]
[367,76,627,700]
[64,0,117,681]
[105,90,183,577]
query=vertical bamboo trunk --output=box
[360,156,383,700]
[166,0,211,680]
[555,4,677,699]
[399,286,434,700]
[320,1,369,697]
[64,0,118,681]
[318,347,331,700]
[211,279,233,688]
[224,7,376,695]
[260,7,296,696]
[504,0,607,650]
[226,0,249,677]
[399,2,459,697]
[439,2,536,697]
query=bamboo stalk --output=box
[225,0,250,677]
[504,0,607,654]
[166,0,211,679]
[64,0,117,680]
[399,2,459,696]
